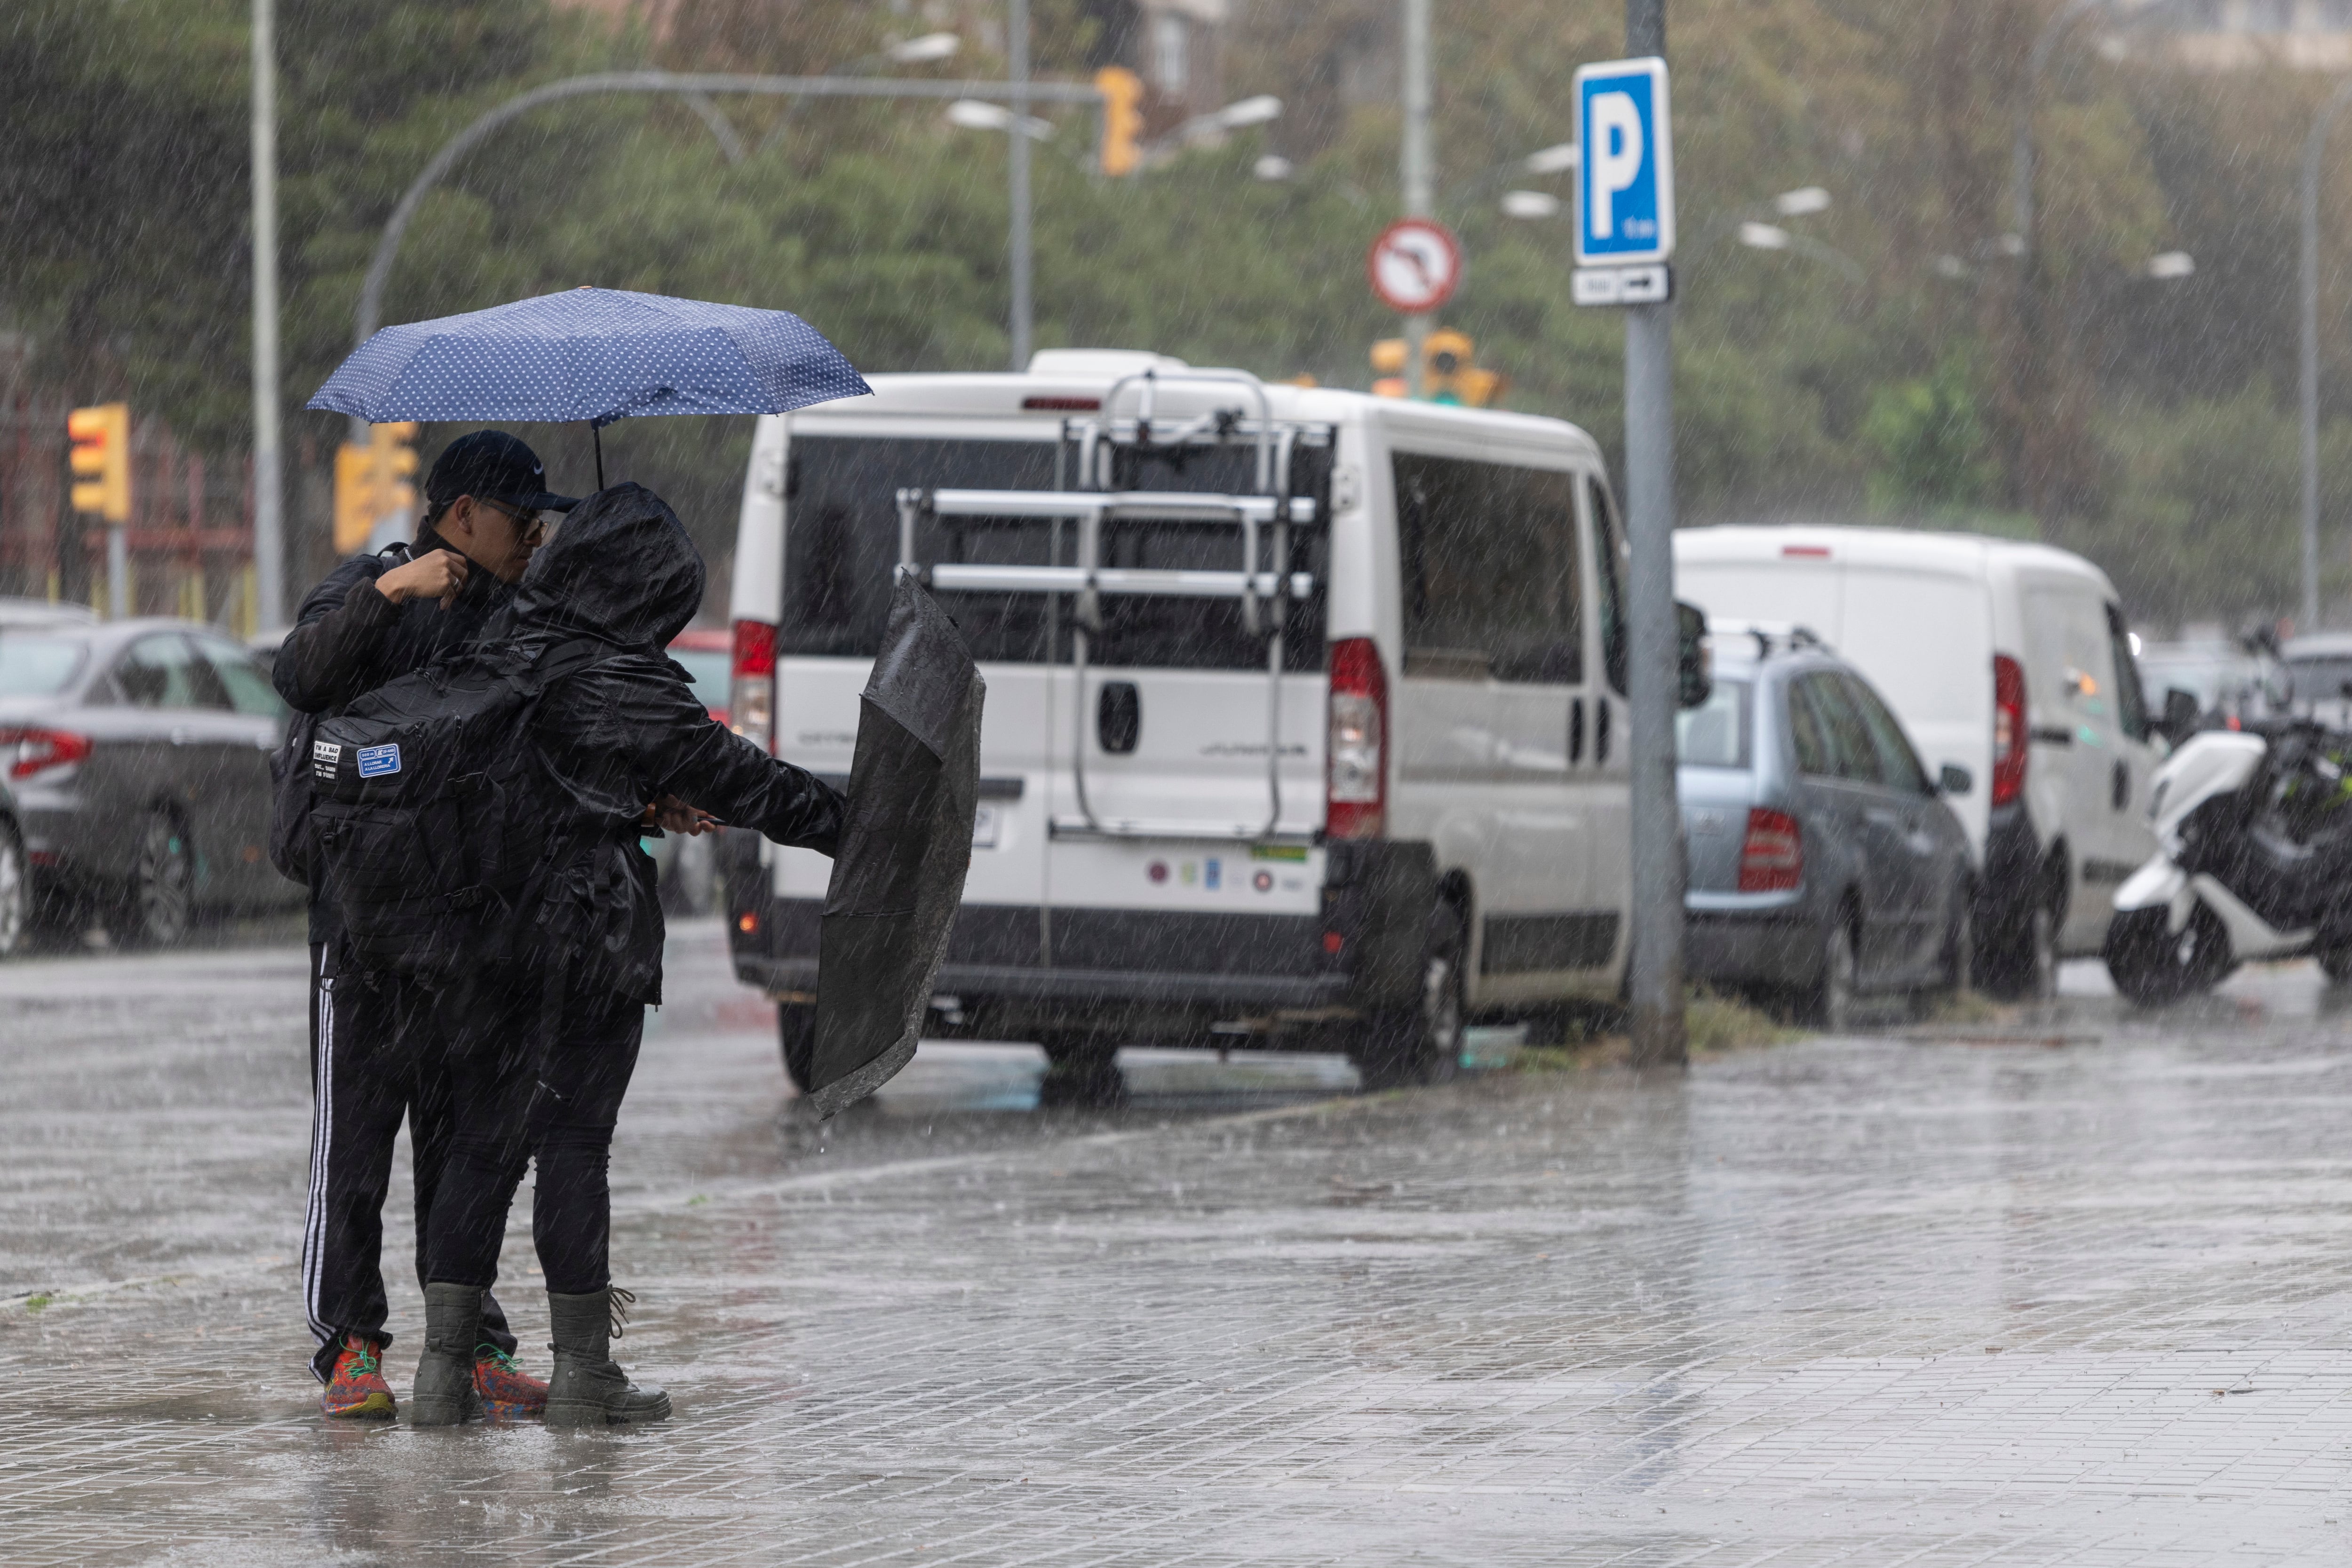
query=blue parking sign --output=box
[1574,57,1674,266]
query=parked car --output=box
[1675,525,2167,1000]
[0,771,25,958]
[721,350,1706,1093]
[1679,624,1974,1027]
[0,597,97,630]
[0,617,298,945]
[642,628,733,915]
[2279,631,2352,729]
[2139,637,2280,731]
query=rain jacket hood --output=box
[509,482,704,649]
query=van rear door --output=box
[772,431,1061,966]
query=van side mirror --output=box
[1676,600,1711,709]
[2157,687,2200,744]
[1937,763,1972,797]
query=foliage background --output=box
[8,0,2352,629]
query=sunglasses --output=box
[476,497,548,541]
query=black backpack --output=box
[266,542,416,886]
[307,635,618,976]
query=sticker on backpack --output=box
[356,743,403,780]
[311,740,342,780]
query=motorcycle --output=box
[2106,720,2352,1006]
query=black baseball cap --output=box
[424,430,580,514]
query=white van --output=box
[720,350,1679,1094]
[1673,525,2161,995]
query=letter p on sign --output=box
[1574,57,1673,266]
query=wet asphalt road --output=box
[6,923,2352,1565]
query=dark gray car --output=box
[1678,630,1975,1027]
[0,617,297,945]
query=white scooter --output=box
[2106,724,2352,1005]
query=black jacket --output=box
[274,530,514,716]
[498,484,844,1004]
[277,530,516,942]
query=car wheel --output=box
[1038,1034,1127,1109]
[113,811,194,950]
[0,820,28,959]
[779,1003,817,1094]
[1804,917,1859,1032]
[2106,903,2230,1007]
[1353,905,1467,1090]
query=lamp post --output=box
[1400,0,1433,397]
[2301,80,2352,631]
[250,0,284,630]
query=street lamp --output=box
[2145,250,2194,280]
[946,98,1053,138]
[1501,190,1560,220]
[1736,220,1866,285]
[886,32,961,65]
[1253,155,1294,182]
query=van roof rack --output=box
[893,368,1329,847]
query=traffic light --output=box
[334,422,421,554]
[1096,66,1144,176]
[67,403,131,522]
[373,421,419,519]
[1422,329,1505,407]
[1370,332,1506,406]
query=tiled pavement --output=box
[5,931,2352,1564]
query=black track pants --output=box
[429,983,645,1297]
[301,945,521,1380]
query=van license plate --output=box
[971,803,1001,849]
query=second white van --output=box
[1674,525,2161,996]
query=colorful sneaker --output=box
[474,1344,549,1419]
[322,1334,396,1420]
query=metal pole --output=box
[107,523,128,620]
[251,0,285,629]
[1400,0,1432,396]
[1623,0,1684,1068]
[1009,0,1033,372]
[2301,83,2352,632]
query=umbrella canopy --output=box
[307,286,870,427]
[807,576,984,1119]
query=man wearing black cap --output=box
[274,430,579,1419]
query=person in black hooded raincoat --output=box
[411,482,845,1428]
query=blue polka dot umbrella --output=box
[307,286,871,485]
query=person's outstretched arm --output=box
[589,665,844,854]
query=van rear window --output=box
[780,435,1326,671]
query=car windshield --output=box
[0,633,89,698]
[1676,678,1750,768]
[672,647,731,714]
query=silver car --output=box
[1,617,299,946]
[1679,627,1975,1027]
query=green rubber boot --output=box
[544,1288,671,1428]
[408,1282,485,1426]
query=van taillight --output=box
[1992,653,2027,807]
[1738,808,1803,892]
[1326,637,1387,839]
[731,619,777,754]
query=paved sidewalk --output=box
[5,934,2352,1563]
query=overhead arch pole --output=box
[351,68,1106,385]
